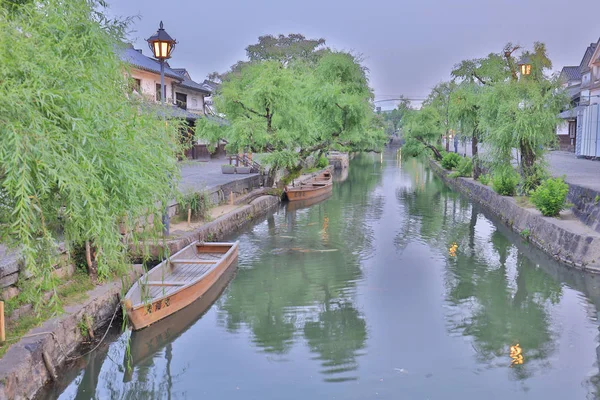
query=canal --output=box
[43,151,600,399]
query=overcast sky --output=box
[107,0,599,109]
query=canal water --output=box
[43,151,600,399]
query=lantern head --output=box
[518,56,532,76]
[147,21,177,60]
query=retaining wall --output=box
[0,194,280,400]
[429,160,600,272]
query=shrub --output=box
[478,174,491,186]
[181,191,212,220]
[449,157,472,178]
[530,177,569,217]
[316,155,329,169]
[441,152,462,170]
[520,164,549,195]
[492,168,519,196]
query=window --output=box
[569,121,576,138]
[156,83,163,101]
[131,78,141,93]
[175,92,187,110]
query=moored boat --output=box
[285,170,333,201]
[123,241,239,330]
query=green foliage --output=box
[530,177,569,217]
[520,228,530,240]
[449,157,473,178]
[441,153,462,170]
[492,168,519,196]
[196,46,386,177]
[402,107,444,159]
[180,191,212,220]
[478,174,491,186]
[0,0,184,299]
[520,164,549,194]
[316,155,329,169]
[594,195,600,205]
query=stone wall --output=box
[429,160,600,272]
[0,194,281,400]
[0,174,266,302]
[567,183,600,234]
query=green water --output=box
[44,152,600,399]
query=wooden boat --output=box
[123,241,239,330]
[123,265,237,381]
[285,191,332,212]
[285,170,333,201]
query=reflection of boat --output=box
[123,241,239,330]
[285,171,333,201]
[285,191,332,212]
[124,265,237,378]
[333,167,348,183]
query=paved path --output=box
[449,139,600,192]
[546,151,600,192]
[178,158,259,193]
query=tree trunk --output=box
[445,130,450,152]
[265,167,277,188]
[472,131,481,180]
[85,240,98,282]
[519,139,536,179]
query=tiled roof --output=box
[580,42,598,73]
[176,77,212,94]
[119,46,183,80]
[560,66,581,82]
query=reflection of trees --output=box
[217,153,382,381]
[395,158,563,383]
[304,302,367,382]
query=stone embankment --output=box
[0,190,281,400]
[429,160,600,272]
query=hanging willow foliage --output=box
[0,0,184,295]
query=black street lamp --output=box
[147,21,177,237]
[147,21,177,105]
[518,56,532,77]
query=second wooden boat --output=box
[123,241,239,330]
[285,170,333,201]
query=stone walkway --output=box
[178,158,259,193]
[450,140,600,192]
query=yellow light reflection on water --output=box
[510,344,524,366]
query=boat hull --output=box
[125,242,238,331]
[285,171,333,201]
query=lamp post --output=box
[147,21,177,236]
[517,56,532,77]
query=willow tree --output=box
[197,45,385,183]
[402,106,444,160]
[0,0,183,293]
[478,43,567,186]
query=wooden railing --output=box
[228,154,262,173]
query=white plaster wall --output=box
[556,121,569,135]
[174,87,205,114]
[128,69,178,103]
[591,87,600,105]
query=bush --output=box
[492,168,519,196]
[316,155,329,169]
[449,157,472,178]
[520,165,549,195]
[181,191,212,220]
[478,174,491,186]
[530,177,569,216]
[441,152,462,170]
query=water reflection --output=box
[395,156,598,395]
[42,152,600,399]
[217,153,383,382]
